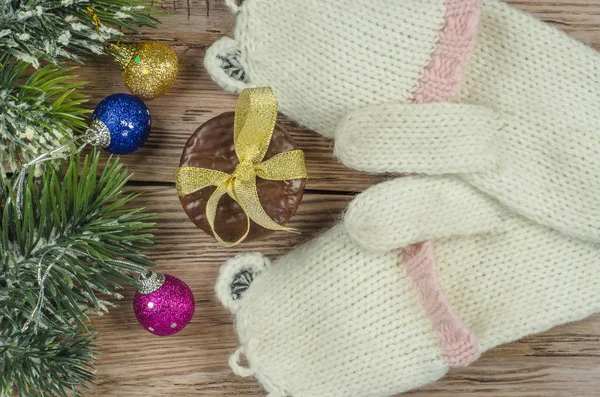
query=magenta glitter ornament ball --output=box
[133,272,195,336]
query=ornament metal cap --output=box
[110,43,137,70]
[85,119,111,148]
[137,271,166,295]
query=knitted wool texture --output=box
[205,0,600,244]
[207,1,600,395]
[216,177,600,397]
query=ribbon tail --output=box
[234,178,294,232]
[206,183,252,247]
[255,150,308,181]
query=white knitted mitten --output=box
[216,176,600,397]
[205,0,600,243]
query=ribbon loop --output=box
[234,87,278,163]
[175,87,307,246]
[176,167,230,196]
[255,150,307,181]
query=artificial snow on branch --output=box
[0,150,156,396]
[0,54,90,175]
[0,0,160,68]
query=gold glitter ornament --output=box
[111,42,179,100]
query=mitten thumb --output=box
[344,176,509,252]
[334,102,500,175]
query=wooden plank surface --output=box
[83,1,600,396]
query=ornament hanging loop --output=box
[13,135,87,219]
[86,7,102,34]
[86,7,123,39]
[11,118,113,218]
[21,247,67,332]
[22,246,148,332]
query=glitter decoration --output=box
[133,273,195,336]
[92,93,152,155]
[85,119,111,148]
[111,42,179,100]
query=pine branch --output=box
[0,54,90,175]
[0,150,156,396]
[0,0,161,68]
[0,319,97,397]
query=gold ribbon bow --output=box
[175,87,308,247]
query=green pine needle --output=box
[0,150,156,396]
[0,54,90,175]
[0,0,161,68]
[0,323,97,397]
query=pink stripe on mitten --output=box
[403,241,480,367]
[412,0,481,103]
[404,0,482,367]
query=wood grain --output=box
[86,1,600,396]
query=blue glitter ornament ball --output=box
[91,94,151,154]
